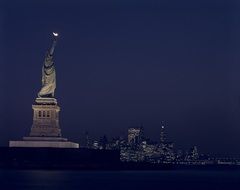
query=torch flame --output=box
[53,32,58,37]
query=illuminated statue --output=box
[38,32,58,98]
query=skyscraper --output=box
[160,125,166,143]
[128,127,143,144]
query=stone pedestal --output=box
[9,98,79,148]
[30,98,61,137]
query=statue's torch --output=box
[49,32,58,56]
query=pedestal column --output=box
[30,98,61,137]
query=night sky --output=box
[1,0,240,155]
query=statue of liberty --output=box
[38,32,58,98]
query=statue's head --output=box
[44,51,53,66]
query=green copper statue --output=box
[38,33,58,98]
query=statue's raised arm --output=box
[49,32,58,56]
[38,32,59,98]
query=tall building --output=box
[187,146,199,160]
[85,131,90,148]
[128,127,143,144]
[158,125,175,162]
[9,33,79,148]
[160,125,166,143]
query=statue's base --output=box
[9,137,79,148]
[23,137,68,141]
[30,98,61,137]
[10,97,79,148]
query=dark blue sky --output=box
[1,0,240,155]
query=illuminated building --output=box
[128,127,143,144]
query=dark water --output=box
[1,169,240,190]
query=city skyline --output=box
[1,0,240,156]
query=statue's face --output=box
[45,52,53,63]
